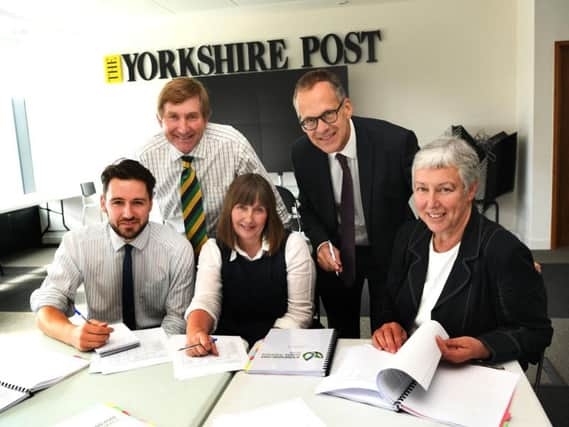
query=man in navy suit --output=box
[291,69,419,338]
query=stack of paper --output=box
[95,323,140,357]
[90,328,170,375]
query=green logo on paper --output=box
[302,351,323,361]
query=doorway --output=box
[551,41,569,248]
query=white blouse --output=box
[412,237,460,330]
[185,232,316,331]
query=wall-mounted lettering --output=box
[107,30,381,83]
[300,30,381,67]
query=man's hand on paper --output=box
[371,322,408,353]
[435,336,490,364]
[70,320,113,352]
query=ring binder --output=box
[395,380,417,410]
[247,328,338,376]
[0,380,31,395]
[0,350,89,413]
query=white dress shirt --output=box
[185,232,315,331]
[30,222,195,334]
[328,119,369,246]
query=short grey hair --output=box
[412,137,480,193]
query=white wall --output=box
[15,0,525,234]
[526,0,569,249]
[515,0,534,243]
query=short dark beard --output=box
[110,220,149,241]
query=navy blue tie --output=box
[336,153,356,288]
[122,244,136,329]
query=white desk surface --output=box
[204,339,552,427]
[0,189,80,215]
[0,313,231,427]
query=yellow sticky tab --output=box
[104,55,123,84]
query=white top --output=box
[30,222,194,334]
[185,232,315,331]
[137,122,290,236]
[412,237,460,330]
[327,119,368,245]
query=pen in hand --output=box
[327,241,340,277]
[73,307,92,325]
[177,337,218,352]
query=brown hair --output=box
[216,174,285,255]
[292,69,347,114]
[156,77,211,119]
[101,159,156,199]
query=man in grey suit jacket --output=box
[291,69,419,338]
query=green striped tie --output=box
[180,156,208,255]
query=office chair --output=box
[275,185,302,232]
[80,182,102,225]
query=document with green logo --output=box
[246,328,337,377]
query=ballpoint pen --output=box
[177,337,218,352]
[327,241,340,277]
[73,307,92,324]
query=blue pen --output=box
[177,337,218,352]
[73,307,92,324]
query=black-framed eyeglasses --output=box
[299,98,346,131]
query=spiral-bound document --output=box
[316,320,519,427]
[247,328,337,376]
[0,350,89,413]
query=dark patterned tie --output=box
[180,156,208,255]
[336,153,356,287]
[122,244,136,329]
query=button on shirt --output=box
[138,123,290,236]
[328,119,369,246]
[30,222,195,334]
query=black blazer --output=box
[291,116,418,280]
[379,207,553,367]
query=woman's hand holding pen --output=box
[184,330,219,357]
[317,241,342,275]
[70,320,114,352]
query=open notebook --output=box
[0,350,89,413]
[316,320,519,427]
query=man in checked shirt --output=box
[137,77,290,248]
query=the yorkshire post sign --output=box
[104,30,381,83]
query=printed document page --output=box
[212,398,325,427]
[400,363,519,427]
[376,319,448,400]
[169,335,248,379]
[55,403,151,426]
[90,327,170,374]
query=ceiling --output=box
[1,0,395,43]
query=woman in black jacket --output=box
[372,137,552,369]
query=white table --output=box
[203,339,552,427]
[0,313,231,427]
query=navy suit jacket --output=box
[291,116,418,282]
[378,207,553,367]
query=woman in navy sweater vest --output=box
[184,173,315,355]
